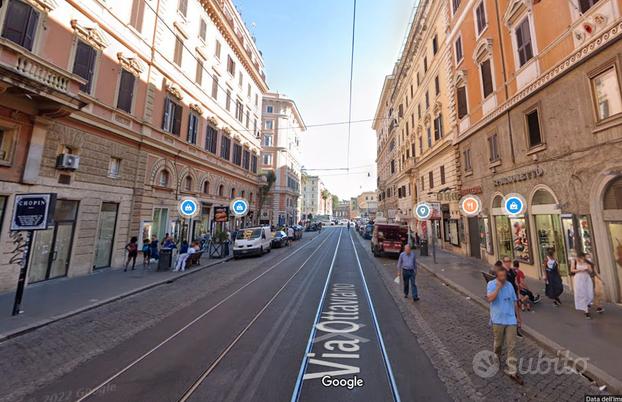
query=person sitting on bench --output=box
[174,241,199,272]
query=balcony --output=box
[0,38,86,112]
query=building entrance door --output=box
[607,222,622,303]
[468,217,481,259]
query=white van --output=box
[233,227,272,258]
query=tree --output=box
[320,189,330,215]
[258,170,276,214]
[331,195,339,210]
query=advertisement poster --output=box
[510,217,531,263]
[214,206,230,223]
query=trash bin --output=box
[158,248,173,271]
[419,240,428,257]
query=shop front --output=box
[530,188,568,276]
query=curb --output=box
[0,257,232,343]
[417,258,622,394]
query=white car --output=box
[339,219,350,225]
[233,227,272,258]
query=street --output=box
[0,226,602,402]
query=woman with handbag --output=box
[544,248,563,306]
[571,252,595,319]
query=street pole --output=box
[12,231,33,316]
[432,222,437,264]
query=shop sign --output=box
[214,206,230,223]
[429,202,442,220]
[436,192,462,202]
[460,186,483,196]
[10,193,56,231]
[493,166,544,187]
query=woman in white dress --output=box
[571,252,594,319]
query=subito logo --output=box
[472,350,499,378]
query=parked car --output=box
[305,223,319,232]
[233,227,272,258]
[271,231,290,248]
[293,225,304,240]
[363,223,374,240]
[371,223,408,257]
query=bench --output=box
[185,251,203,269]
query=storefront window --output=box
[510,217,531,263]
[449,220,460,246]
[479,217,493,254]
[94,203,118,269]
[535,214,568,276]
[578,215,595,258]
[152,208,169,240]
[495,215,513,260]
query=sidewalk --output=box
[0,256,231,342]
[417,249,622,393]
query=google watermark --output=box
[472,349,589,378]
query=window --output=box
[0,129,15,163]
[243,149,250,170]
[214,40,221,59]
[429,171,434,189]
[579,0,600,13]
[515,18,534,67]
[457,86,468,119]
[177,0,188,17]
[591,66,622,121]
[238,71,243,87]
[230,188,236,199]
[184,176,193,192]
[420,176,425,191]
[452,0,461,14]
[233,143,242,165]
[199,19,207,42]
[423,57,428,73]
[196,58,204,86]
[475,1,487,35]
[434,114,443,140]
[130,0,145,32]
[220,135,231,160]
[225,89,232,111]
[162,97,182,135]
[262,153,272,165]
[480,59,493,98]
[463,148,472,171]
[417,104,421,119]
[251,154,258,173]
[227,55,236,76]
[203,181,210,194]
[211,75,219,99]
[526,109,542,147]
[173,34,183,66]
[425,91,430,109]
[440,165,446,185]
[117,70,135,113]
[455,36,463,63]
[432,35,438,55]
[427,127,432,148]
[416,72,420,86]
[235,100,243,121]
[108,157,121,177]
[245,109,250,128]
[247,84,251,98]
[418,136,423,152]
[218,184,224,196]
[488,133,500,162]
[205,125,218,153]
[159,170,170,187]
[73,41,97,93]
[187,113,199,145]
[390,160,395,174]
[267,105,274,113]
[263,134,273,146]
[434,76,440,96]
[2,0,39,51]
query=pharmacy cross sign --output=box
[230,198,249,217]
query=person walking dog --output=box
[397,244,419,301]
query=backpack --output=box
[142,244,150,253]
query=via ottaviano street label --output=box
[178,197,200,219]
[414,202,432,221]
[230,198,249,217]
[503,193,527,217]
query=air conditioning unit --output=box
[56,153,80,170]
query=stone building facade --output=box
[0,0,267,292]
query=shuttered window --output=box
[205,125,218,153]
[481,59,493,98]
[220,135,231,160]
[457,86,468,119]
[2,0,39,51]
[73,41,97,93]
[187,113,199,144]
[515,18,534,67]
[117,70,135,113]
[162,97,182,135]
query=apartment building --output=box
[302,175,332,218]
[448,0,622,301]
[356,191,378,219]
[260,92,306,226]
[0,0,267,291]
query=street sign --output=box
[504,193,527,216]
[10,193,56,231]
[178,197,200,218]
[230,198,249,217]
[415,202,432,220]
[459,194,482,217]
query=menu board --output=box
[214,206,230,223]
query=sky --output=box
[234,0,417,200]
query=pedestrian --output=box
[288,226,295,240]
[179,240,189,254]
[571,252,595,319]
[150,235,160,261]
[513,260,541,311]
[142,238,151,268]
[347,221,351,231]
[124,236,138,271]
[486,264,524,385]
[396,244,418,301]
[162,234,176,249]
[174,241,198,272]
[414,232,421,247]
[589,255,605,314]
[501,256,518,294]
[544,248,563,306]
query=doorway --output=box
[29,200,79,283]
[468,217,481,259]
[93,203,119,269]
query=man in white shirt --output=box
[287,226,295,240]
[174,242,199,272]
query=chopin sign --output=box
[493,167,544,187]
[10,194,56,231]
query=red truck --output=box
[371,223,409,257]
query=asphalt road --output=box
[26,227,450,402]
